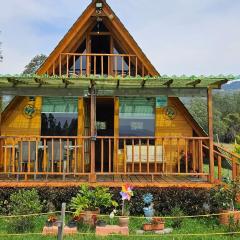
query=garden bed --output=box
[0,215,239,239]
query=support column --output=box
[208,87,215,183]
[89,87,96,183]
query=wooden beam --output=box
[0,181,214,188]
[141,79,146,88]
[7,77,29,86]
[116,79,120,88]
[208,87,214,183]
[210,79,228,89]
[90,79,95,88]
[186,79,201,88]
[0,87,208,97]
[163,79,173,88]
[62,78,74,88]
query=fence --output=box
[0,204,240,239]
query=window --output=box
[119,97,155,136]
[41,97,78,136]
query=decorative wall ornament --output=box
[23,104,36,119]
[164,106,177,120]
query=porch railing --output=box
[203,143,240,182]
[54,53,141,77]
[0,136,218,182]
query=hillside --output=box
[222,80,240,91]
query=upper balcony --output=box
[48,53,148,78]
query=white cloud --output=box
[0,0,239,75]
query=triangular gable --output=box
[37,0,159,76]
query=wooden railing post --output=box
[232,157,237,181]
[208,87,215,183]
[218,155,222,182]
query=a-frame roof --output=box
[37,0,159,76]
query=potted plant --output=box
[46,215,57,227]
[211,179,240,225]
[119,184,133,227]
[70,184,118,226]
[142,193,165,231]
[151,217,165,231]
[68,215,81,228]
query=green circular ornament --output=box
[164,106,177,120]
[23,104,36,119]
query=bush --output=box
[170,206,184,228]
[70,185,118,216]
[7,189,42,233]
[0,186,219,216]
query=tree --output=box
[187,92,240,143]
[223,113,240,143]
[22,54,47,74]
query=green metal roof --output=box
[0,74,238,90]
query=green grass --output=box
[0,214,240,240]
[203,164,232,179]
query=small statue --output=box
[143,193,155,221]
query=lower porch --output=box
[0,135,237,187]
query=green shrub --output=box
[7,189,42,233]
[236,135,240,145]
[234,142,240,155]
[70,184,118,216]
[0,186,219,216]
[170,206,184,228]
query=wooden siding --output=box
[1,96,201,175]
[1,97,42,136]
[77,97,84,172]
[155,98,192,173]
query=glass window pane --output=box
[41,97,78,136]
[119,97,155,136]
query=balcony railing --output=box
[53,53,142,77]
[2,136,237,183]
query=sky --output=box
[0,0,240,76]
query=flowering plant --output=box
[47,215,57,223]
[120,184,133,216]
[109,209,117,225]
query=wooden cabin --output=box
[0,0,239,187]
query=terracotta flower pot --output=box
[143,223,152,231]
[80,208,100,226]
[151,217,165,230]
[236,193,240,204]
[119,217,129,227]
[219,210,240,225]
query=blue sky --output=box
[0,0,240,75]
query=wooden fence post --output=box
[58,202,66,240]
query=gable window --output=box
[119,97,155,136]
[41,97,78,136]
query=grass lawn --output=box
[0,214,240,240]
[204,164,232,179]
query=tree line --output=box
[187,92,240,143]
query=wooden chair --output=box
[16,141,39,180]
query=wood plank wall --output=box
[1,97,42,136]
[155,98,192,172]
[1,96,195,174]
